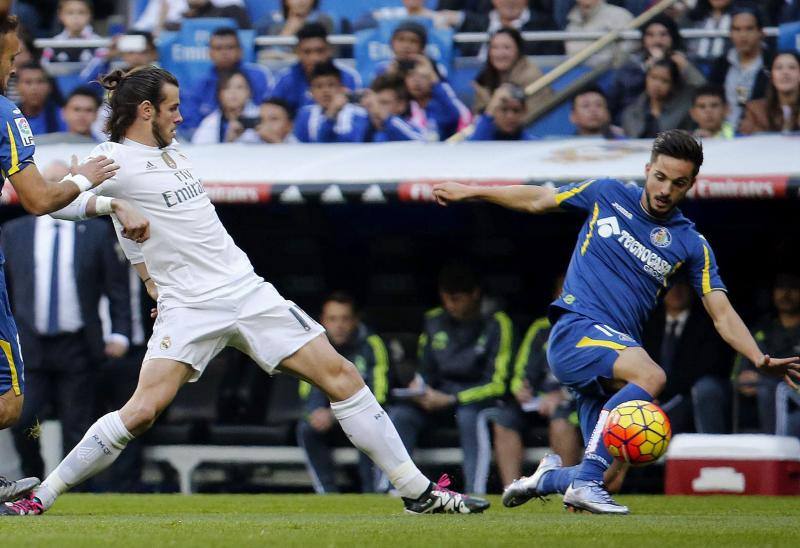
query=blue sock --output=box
[540,465,579,495]
[574,383,653,484]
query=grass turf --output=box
[1,494,799,547]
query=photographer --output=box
[294,60,370,143]
[363,74,428,142]
[192,69,261,144]
[467,84,531,141]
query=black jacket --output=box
[1,216,131,369]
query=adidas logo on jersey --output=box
[146,161,157,170]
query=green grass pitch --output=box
[1,494,799,547]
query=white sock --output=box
[35,411,133,509]
[330,386,430,499]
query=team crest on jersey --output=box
[160,336,172,350]
[650,227,672,248]
[161,152,177,169]
[14,117,35,147]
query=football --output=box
[603,400,672,466]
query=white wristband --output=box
[94,196,114,216]
[63,173,92,192]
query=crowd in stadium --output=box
[6,0,800,145]
[1,0,799,495]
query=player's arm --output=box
[51,194,150,243]
[433,182,559,214]
[8,154,119,216]
[702,290,800,389]
[133,262,158,317]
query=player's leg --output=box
[10,370,48,478]
[3,358,193,515]
[0,388,22,430]
[280,335,489,513]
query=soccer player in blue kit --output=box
[433,130,800,514]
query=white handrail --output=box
[33,26,779,50]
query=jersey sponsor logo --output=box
[161,151,177,169]
[596,216,621,238]
[612,202,633,220]
[650,227,672,248]
[617,229,673,281]
[14,117,34,147]
[162,170,207,208]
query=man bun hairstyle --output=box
[99,65,179,144]
[650,129,704,177]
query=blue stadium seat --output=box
[778,22,800,53]
[320,0,437,27]
[244,0,281,23]
[526,65,600,138]
[354,18,454,85]
[132,0,149,21]
[158,18,255,88]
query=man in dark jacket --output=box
[389,263,514,494]
[642,280,734,434]
[297,292,391,493]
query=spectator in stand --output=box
[355,0,453,31]
[641,280,734,434]
[15,62,65,135]
[690,84,735,139]
[775,0,800,23]
[472,27,551,127]
[447,0,563,57]
[181,0,251,29]
[608,15,706,120]
[133,0,187,35]
[36,86,100,144]
[709,3,771,129]
[181,27,274,132]
[688,0,733,62]
[80,31,159,91]
[255,98,297,143]
[389,263,514,494]
[270,23,361,113]
[565,0,634,68]
[192,70,262,144]
[467,84,532,141]
[569,85,626,138]
[297,292,391,494]
[4,27,38,104]
[735,273,800,434]
[403,54,471,140]
[484,277,583,491]
[293,60,370,143]
[41,0,106,68]
[621,58,694,138]
[363,73,429,142]
[739,52,800,135]
[370,21,449,82]
[257,0,334,37]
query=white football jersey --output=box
[88,139,259,303]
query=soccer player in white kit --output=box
[0,66,489,516]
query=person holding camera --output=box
[467,84,532,141]
[362,74,429,142]
[191,69,261,144]
[293,60,370,143]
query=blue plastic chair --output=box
[778,22,800,53]
[158,18,241,89]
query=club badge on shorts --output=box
[161,152,177,169]
[160,336,172,350]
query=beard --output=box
[151,118,171,148]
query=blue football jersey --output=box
[550,178,726,342]
[0,95,36,192]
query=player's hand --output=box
[756,354,800,390]
[71,154,119,187]
[432,182,474,206]
[413,54,439,83]
[513,379,533,405]
[308,408,335,432]
[104,340,128,358]
[112,199,150,243]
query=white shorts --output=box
[144,280,325,381]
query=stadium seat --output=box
[354,18,454,86]
[778,21,800,52]
[244,0,280,23]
